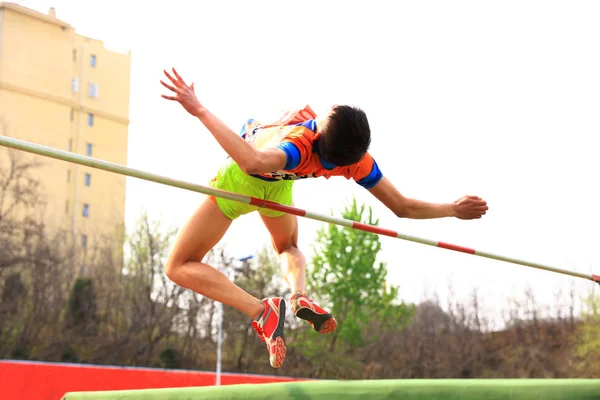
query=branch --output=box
[0,256,28,269]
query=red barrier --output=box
[0,360,302,399]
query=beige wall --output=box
[0,2,130,261]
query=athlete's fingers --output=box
[160,80,178,93]
[172,68,187,86]
[164,69,180,87]
[470,199,487,207]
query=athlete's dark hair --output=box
[318,105,371,166]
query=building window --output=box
[67,169,71,182]
[73,49,77,62]
[88,113,94,126]
[84,173,91,187]
[72,77,79,93]
[90,54,97,68]
[81,234,88,249]
[68,139,73,151]
[86,143,93,156]
[82,204,89,217]
[65,200,69,214]
[88,83,98,98]
[70,108,74,121]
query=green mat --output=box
[62,379,600,400]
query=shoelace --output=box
[252,321,265,342]
[290,293,312,312]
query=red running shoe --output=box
[252,297,287,368]
[290,293,337,334]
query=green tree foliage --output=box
[2,272,26,300]
[61,345,80,363]
[10,346,29,360]
[572,294,600,377]
[309,198,413,351]
[1,273,26,315]
[160,347,181,369]
[67,278,98,335]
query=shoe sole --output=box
[271,299,287,368]
[272,337,287,368]
[296,308,337,334]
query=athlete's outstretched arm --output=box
[368,177,488,220]
[160,68,285,174]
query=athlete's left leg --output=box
[260,211,305,294]
[260,212,337,334]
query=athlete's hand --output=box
[160,68,205,117]
[453,195,488,219]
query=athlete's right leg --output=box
[165,196,287,368]
[165,197,264,320]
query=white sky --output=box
[20,0,600,325]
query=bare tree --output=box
[0,147,45,270]
[219,247,289,372]
[104,212,185,365]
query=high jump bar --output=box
[0,135,598,285]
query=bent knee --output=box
[271,239,298,255]
[271,238,305,259]
[165,256,180,282]
[165,252,207,282]
[165,254,192,282]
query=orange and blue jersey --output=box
[238,105,383,189]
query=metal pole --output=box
[215,255,254,386]
[0,135,597,285]
[215,302,223,386]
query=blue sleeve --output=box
[356,159,383,189]
[276,142,302,170]
[294,119,318,132]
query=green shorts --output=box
[208,160,294,220]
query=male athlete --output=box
[160,68,488,368]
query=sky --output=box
[19,0,600,325]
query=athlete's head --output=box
[317,105,371,166]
